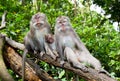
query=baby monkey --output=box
[45,34,56,51]
[55,16,105,72]
[22,12,51,81]
[45,34,58,60]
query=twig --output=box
[4,35,25,50]
[0,11,7,30]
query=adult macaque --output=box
[22,12,51,81]
[54,16,103,72]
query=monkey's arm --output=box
[55,33,64,61]
[24,33,36,53]
[44,42,57,60]
[70,28,90,53]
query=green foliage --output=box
[92,0,120,22]
[0,0,120,80]
[58,70,65,78]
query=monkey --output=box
[22,12,51,81]
[54,16,105,72]
[64,46,104,72]
[45,34,59,60]
[45,34,56,51]
[45,34,54,44]
[64,47,89,70]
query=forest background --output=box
[0,0,120,81]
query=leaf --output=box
[58,70,65,78]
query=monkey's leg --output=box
[22,49,28,81]
[77,52,101,70]
[64,47,88,72]
[44,42,56,60]
[72,60,88,72]
[77,52,110,76]
[87,57,110,76]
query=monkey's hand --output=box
[40,51,45,57]
[60,60,65,67]
[53,50,59,57]
[34,50,37,55]
[72,63,89,73]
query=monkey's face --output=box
[31,12,47,29]
[56,16,70,32]
[45,34,54,44]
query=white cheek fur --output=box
[40,21,44,24]
[58,27,62,31]
[33,23,37,28]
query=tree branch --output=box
[5,36,25,50]
[3,36,116,81]
[3,45,58,81]
[35,51,116,81]
[0,11,7,30]
[0,35,14,81]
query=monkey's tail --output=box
[22,49,28,81]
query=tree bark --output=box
[2,35,117,81]
[0,35,14,81]
[3,45,58,81]
[34,51,117,81]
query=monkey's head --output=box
[45,34,54,44]
[30,12,47,29]
[55,16,71,32]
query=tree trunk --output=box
[0,35,14,81]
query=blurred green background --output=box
[0,0,120,81]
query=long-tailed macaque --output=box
[54,16,103,72]
[22,12,51,81]
[45,34,56,51]
[44,34,58,60]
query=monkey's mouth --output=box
[61,25,66,31]
[36,23,41,27]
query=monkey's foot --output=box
[60,60,65,67]
[53,50,59,57]
[40,51,45,57]
[73,64,88,72]
[34,58,40,63]
[80,67,88,73]
[34,50,37,55]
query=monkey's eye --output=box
[35,15,38,19]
